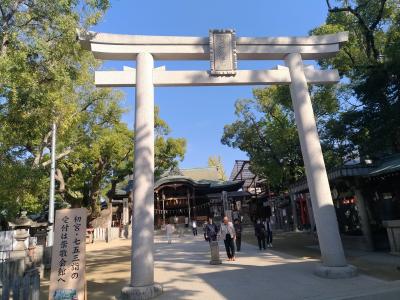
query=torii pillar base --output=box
[314,264,358,279]
[121,284,163,300]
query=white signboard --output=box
[49,208,87,300]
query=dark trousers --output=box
[224,235,235,258]
[192,228,197,236]
[257,236,266,250]
[235,236,242,251]
[266,230,273,244]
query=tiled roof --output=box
[369,154,400,176]
[229,160,258,189]
[113,166,242,196]
[289,154,400,193]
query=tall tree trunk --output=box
[108,179,118,201]
[89,159,106,219]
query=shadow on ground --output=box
[40,234,400,300]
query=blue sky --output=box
[93,0,329,176]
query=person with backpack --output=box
[254,219,266,250]
[204,217,219,242]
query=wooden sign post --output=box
[49,208,87,300]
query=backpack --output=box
[260,227,267,237]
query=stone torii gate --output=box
[79,29,356,299]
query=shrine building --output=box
[110,167,250,228]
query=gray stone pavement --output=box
[153,235,400,300]
[240,228,400,281]
[40,234,400,299]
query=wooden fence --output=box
[1,260,40,300]
[92,227,120,242]
[0,231,14,261]
[0,231,41,300]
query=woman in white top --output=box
[165,221,175,244]
[192,219,198,236]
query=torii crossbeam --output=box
[79,30,356,300]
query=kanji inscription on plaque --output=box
[209,29,237,76]
[49,208,87,300]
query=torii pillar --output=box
[285,53,356,277]
[121,52,163,299]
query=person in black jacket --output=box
[204,217,219,242]
[234,219,242,252]
[254,219,266,250]
[264,217,273,248]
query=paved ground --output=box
[40,234,400,300]
[241,230,400,281]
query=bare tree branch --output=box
[0,3,6,20]
[370,0,387,30]
[41,148,73,167]
[343,48,356,66]
[325,0,332,10]
[326,0,385,60]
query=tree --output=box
[105,106,187,206]
[312,0,400,160]
[222,85,340,192]
[208,155,227,181]
[54,89,133,217]
[0,0,187,220]
[0,0,110,219]
[223,1,400,191]
[154,107,186,179]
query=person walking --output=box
[220,216,236,261]
[165,221,175,244]
[265,217,273,247]
[192,219,198,236]
[203,220,208,241]
[233,219,242,252]
[254,219,266,250]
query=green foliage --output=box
[0,0,186,220]
[222,85,340,192]
[56,91,132,213]
[312,0,400,159]
[223,1,400,192]
[154,106,186,179]
[155,136,186,179]
[0,0,110,218]
[0,159,47,218]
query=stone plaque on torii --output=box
[79,29,356,300]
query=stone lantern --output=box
[8,211,32,253]
[8,211,33,274]
[9,211,47,270]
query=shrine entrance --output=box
[79,29,357,300]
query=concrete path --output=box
[40,235,400,299]
[154,235,399,300]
